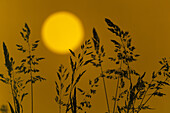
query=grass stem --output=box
[28,41,33,113]
[113,76,119,113]
[100,65,110,113]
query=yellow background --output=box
[0,0,170,113]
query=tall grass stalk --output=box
[105,18,170,113]
[15,23,45,113]
[27,41,34,113]
[55,40,93,113]
[90,28,110,113]
[0,42,27,113]
[101,66,110,113]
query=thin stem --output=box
[113,61,122,113]
[118,35,132,83]
[118,36,132,113]
[28,41,33,113]
[138,80,153,110]
[59,71,63,113]
[126,66,132,113]
[10,74,17,112]
[65,47,88,113]
[31,76,33,113]
[12,68,18,112]
[130,88,141,113]
[65,56,83,113]
[59,93,61,113]
[137,78,168,113]
[113,76,119,113]
[65,72,76,113]
[137,70,161,113]
[137,91,155,113]
[100,65,110,113]
[129,90,140,113]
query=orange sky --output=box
[0,0,170,113]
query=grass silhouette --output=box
[90,28,110,113]
[55,39,94,113]
[104,18,170,113]
[0,42,27,113]
[15,23,46,113]
[0,19,170,113]
[55,18,170,113]
[0,23,45,113]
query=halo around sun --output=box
[41,11,84,54]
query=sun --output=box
[41,11,84,54]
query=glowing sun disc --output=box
[41,11,84,54]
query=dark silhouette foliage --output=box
[55,18,170,113]
[55,40,95,113]
[0,18,169,113]
[0,42,27,113]
[0,23,45,113]
[15,23,46,113]
[104,18,170,113]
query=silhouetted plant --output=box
[55,64,70,113]
[55,40,94,113]
[0,42,27,113]
[105,18,170,113]
[54,19,170,113]
[15,23,46,113]
[1,18,169,113]
[105,18,140,113]
[90,28,110,113]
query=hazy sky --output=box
[0,0,170,113]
